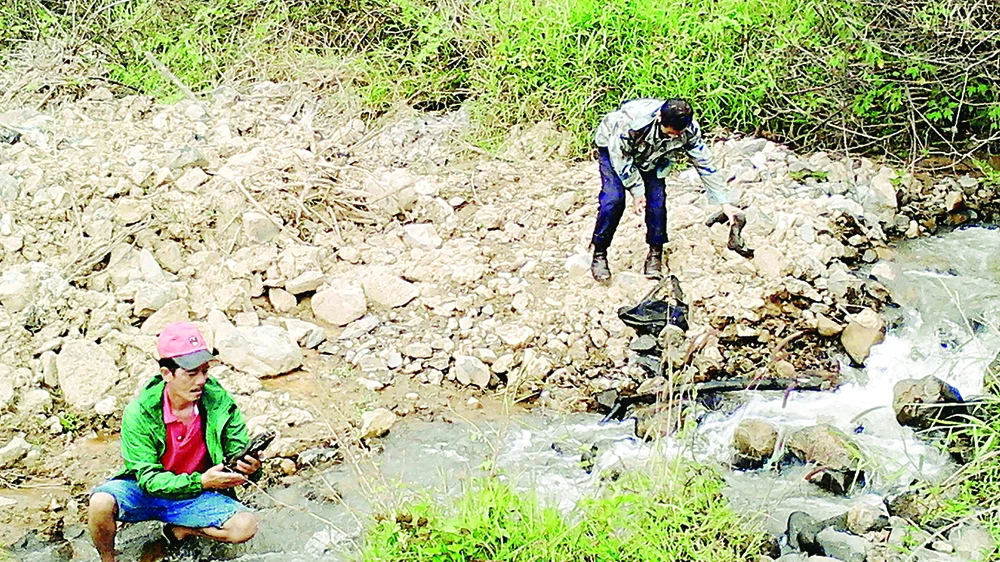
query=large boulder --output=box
[840,308,885,365]
[360,408,397,439]
[787,425,865,495]
[312,282,367,326]
[452,355,491,388]
[361,268,419,308]
[56,340,119,409]
[216,325,303,378]
[892,375,966,429]
[732,419,779,470]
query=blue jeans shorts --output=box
[92,479,248,529]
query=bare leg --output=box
[88,493,119,562]
[169,511,257,544]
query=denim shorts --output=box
[92,479,248,529]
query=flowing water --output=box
[13,227,1000,561]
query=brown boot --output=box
[591,250,611,283]
[643,245,664,279]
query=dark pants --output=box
[591,147,667,251]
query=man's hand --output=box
[201,464,247,490]
[233,455,261,476]
[632,196,645,215]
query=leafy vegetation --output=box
[363,468,769,561]
[937,395,1000,549]
[1,0,997,157]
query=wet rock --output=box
[57,340,119,409]
[360,408,397,439]
[815,528,868,562]
[313,283,367,326]
[840,308,885,365]
[847,496,890,535]
[0,436,32,468]
[732,419,779,469]
[216,325,303,378]
[892,375,966,429]
[947,523,996,561]
[453,355,491,388]
[787,425,863,493]
[362,269,419,308]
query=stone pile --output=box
[0,45,985,525]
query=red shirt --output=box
[161,390,212,475]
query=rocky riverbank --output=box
[0,44,996,548]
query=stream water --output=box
[12,227,1000,561]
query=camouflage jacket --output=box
[593,98,729,205]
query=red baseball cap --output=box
[157,322,215,370]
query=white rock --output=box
[0,378,13,409]
[285,271,326,294]
[313,283,368,326]
[841,308,885,365]
[233,311,260,327]
[243,212,281,243]
[0,436,32,468]
[269,288,297,313]
[17,389,52,414]
[495,324,535,349]
[404,342,433,358]
[752,247,786,278]
[564,254,591,279]
[140,299,191,335]
[339,315,380,340]
[403,223,443,248]
[57,340,119,409]
[554,192,577,213]
[453,355,491,388]
[362,269,419,308]
[360,408,397,439]
[174,167,209,192]
[216,326,303,378]
[94,396,117,416]
[284,318,326,349]
[386,351,403,370]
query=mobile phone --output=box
[225,430,275,471]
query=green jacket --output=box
[114,375,249,499]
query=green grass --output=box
[2,1,998,154]
[934,396,1000,551]
[363,467,768,562]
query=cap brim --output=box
[171,350,215,370]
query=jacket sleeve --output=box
[607,130,645,199]
[120,405,203,499]
[685,130,730,206]
[220,403,250,463]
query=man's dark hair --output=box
[158,357,181,371]
[659,99,693,131]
